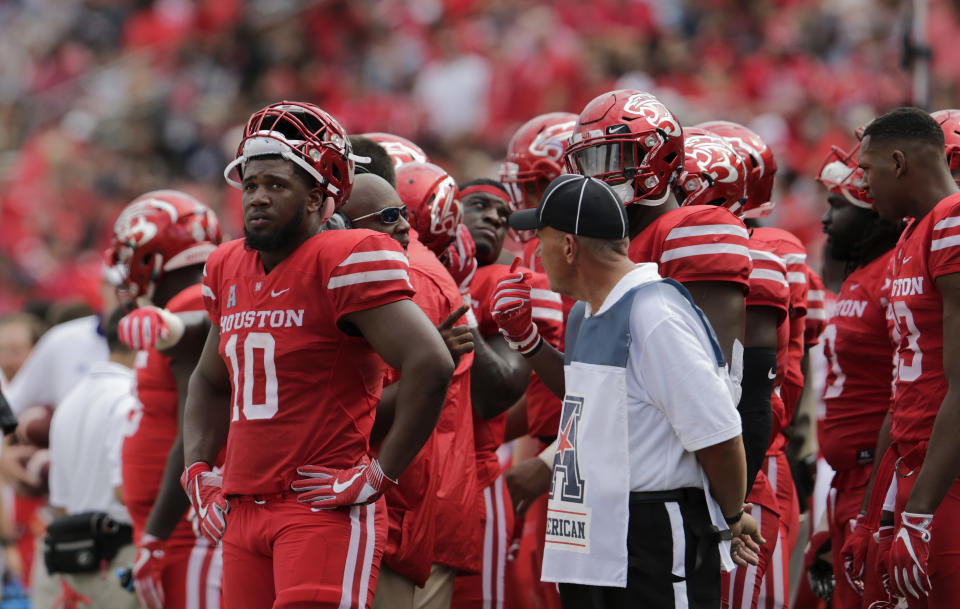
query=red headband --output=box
[460,184,511,203]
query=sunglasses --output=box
[351,206,409,225]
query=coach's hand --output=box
[119,306,185,350]
[890,512,933,599]
[181,462,229,545]
[839,514,873,595]
[133,534,166,609]
[491,260,540,355]
[505,457,552,517]
[437,304,474,365]
[292,458,397,510]
[728,504,763,567]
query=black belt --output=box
[630,487,704,504]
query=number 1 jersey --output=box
[202,230,415,495]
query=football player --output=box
[345,170,483,609]
[181,101,455,609]
[851,107,960,608]
[107,190,223,609]
[812,142,904,608]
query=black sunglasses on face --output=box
[351,206,409,224]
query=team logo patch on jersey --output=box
[546,394,591,554]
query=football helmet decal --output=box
[498,112,577,213]
[362,132,429,167]
[225,101,358,210]
[564,90,684,206]
[698,120,778,218]
[674,129,748,214]
[395,162,462,256]
[108,190,222,300]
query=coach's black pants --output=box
[558,488,721,609]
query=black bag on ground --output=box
[43,512,133,574]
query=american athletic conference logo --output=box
[545,394,592,554]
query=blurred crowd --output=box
[1,0,959,314]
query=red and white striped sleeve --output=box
[657,207,752,290]
[783,250,808,316]
[745,238,789,321]
[327,233,415,320]
[804,268,827,346]
[201,243,225,326]
[929,195,960,279]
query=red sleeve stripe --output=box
[665,224,750,241]
[807,289,826,303]
[660,243,750,263]
[532,307,564,322]
[327,269,411,289]
[806,309,828,320]
[784,253,807,265]
[749,249,786,269]
[201,284,216,301]
[933,216,960,231]
[931,234,960,252]
[787,272,808,284]
[530,289,562,303]
[338,250,410,267]
[749,268,788,288]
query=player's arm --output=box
[903,272,960,514]
[182,324,231,467]
[682,280,746,366]
[740,305,778,492]
[345,299,454,480]
[469,334,531,420]
[144,324,208,540]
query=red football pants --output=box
[723,501,781,609]
[160,537,223,609]
[453,475,514,609]
[895,468,960,609]
[221,496,386,609]
[826,469,874,609]
[505,492,561,609]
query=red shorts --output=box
[765,451,799,556]
[158,537,223,609]
[221,495,386,609]
[895,457,960,609]
[758,521,789,609]
[826,467,873,609]
[452,475,514,609]
[723,501,781,609]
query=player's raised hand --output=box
[292,458,397,510]
[491,259,540,355]
[442,224,477,295]
[132,534,166,609]
[437,304,474,364]
[180,462,229,545]
[118,306,185,351]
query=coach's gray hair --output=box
[577,235,629,258]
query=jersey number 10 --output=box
[224,332,279,421]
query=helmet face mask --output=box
[817,144,872,208]
[225,102,356,211]
[564,90,683,206]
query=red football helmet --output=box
[499,112,578,210]
[816,144,873,208]
[362,132,429,168]
[932,109,960,185]
[697,120,778,218]
[225,101,356,210]
[564,90,684,206]
[107,190,222,300]
[395,162,462,256]
[674,129,749,214]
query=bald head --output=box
[342,174,411,250]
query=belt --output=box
[227,490,299,505]
[630,487,704,504]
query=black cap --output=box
[509,175,628,239]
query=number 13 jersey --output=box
[201,230,415,496]
[888,193,960,446]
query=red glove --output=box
[291,458,397,510]
[874,525,896,598]
[490,261,541,355]
[133,534,166,609]
[443,224,477,295]
[803,527,834,600]
[840,514,874,595]
[890,512,932,599]
[118,306,184,350]
[180,462,229,545]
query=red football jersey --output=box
[888,193,960,445]
[123,284,205,544]
[805,269,827,347]
[746,238,790,320]
[627,205,752,291]
[820,252,895,471]
[202,231,414,495]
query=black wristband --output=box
[521,336,544,358]
[724,508,745,525]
